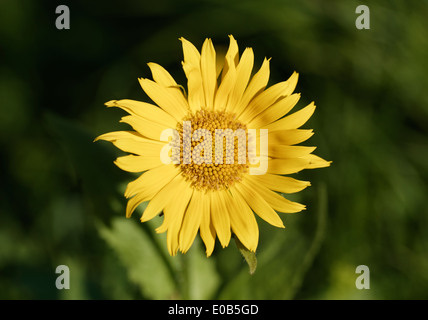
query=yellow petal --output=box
[147,62,190,110]
[239,72,299,123]
[228,187,259,252]
[264,102,316,131]
[221,35,239,81]
[199,195,216,256]
[183,64,204,112]
[214,36,240,111]
[248,93,301,129]
[124,165,180,217]
[200,38,217,109]
[95,131,166,156]
[210,190,231,248]
[125,164,179,199]
[180,37,204,112]
[234,58,270,117]
[126,193,149,218]
[147,62,178,87]
[180,37,201,64]
[95,130,143,141]
[105,99,177,128]
[266,129,314,146]
[214,60,236,111]
[178,190,204,253]
[140,174,189,223]
[114,155,163,173]
[163,184,194,256]
[303,154,332,169]
[268,145,317,159]
[225,47,254,113]
[139,78,188,121]
[120,115,170,141]
[95,130,148,144]
[250,174,311,194]
[234,179,284,228]
[243,177,306,213]
[267,158,310,175]
[254,129,314,155]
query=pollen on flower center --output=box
[175,109,249,191]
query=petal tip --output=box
[105,100,118,107]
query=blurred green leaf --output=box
[234,236,257,275]
[185,238,220,300]
[98,217,177,300]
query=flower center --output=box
[175,109,249,191]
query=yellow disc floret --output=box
[176,109,249,191]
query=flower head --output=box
[95,36,330,256]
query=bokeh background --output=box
[1,0,428,299]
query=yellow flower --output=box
[95,36,330,257]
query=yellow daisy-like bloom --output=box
[95,36,330,257]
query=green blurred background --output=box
[1,0,428,299]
